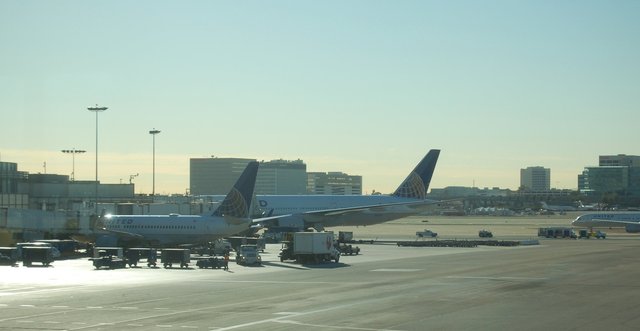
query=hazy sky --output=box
[1,1,639,195]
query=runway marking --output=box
[276,319,405,331]
[213,304,405,331]
[156,325,173,328]
[52,305,69,308]
[19,304,35,307]
[446,276,548,281]
[86,306,103,309]
[370,269,422,272]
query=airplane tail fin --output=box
[392,149,440,199]
[212,161,259,218]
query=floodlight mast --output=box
[149,128,161,196]
[61,148,86,181]
[87,105,107,214]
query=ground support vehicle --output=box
[338,243,360,255]
[22,246,55,267]
[578,229,606,239]
[90,254,127,269]
[338,231,354,243]
[125,248,156,267]
[226,236,266,252]
[280,232,340,264]
[538,227,577,239]
[0,247,18,266]
[236,245,261,265]
[161,248,190,268]
[416,229,438,238]
[90,247,126,269]
[195,256,223,269]
[479,230,493,238]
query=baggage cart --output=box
[161,248,190,268]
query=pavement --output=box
[1,214,639,330]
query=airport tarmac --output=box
[1,214,639,330]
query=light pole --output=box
[88,104,107,214]
[149,128,161,196]
[61,149,86,181]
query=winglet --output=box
[212,161,259,218]
[392,149,440,199]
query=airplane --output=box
[541,202,579,212]
[252,149,453,231]
[541,201,600,212]
[97,161,273,247]
[572,212,640,233]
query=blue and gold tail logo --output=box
[393,172,426,199]
[214,188,249,218]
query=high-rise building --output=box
[189,157,308,195]
[189,157,255,195]
[579,154,640,196]
[599,154,640,167]
[307,172,362,195]
[520,166,550,191]
[255,159,307,195]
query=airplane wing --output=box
[251,199,460,228]
[99,227,146,239]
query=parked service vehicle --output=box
[338,231,354,243]
[161,248,190,268]
[0,247,18,266]
[236,244,261,265]
[125,248,157,267]
[416,229,438,238]
[479,229,493,238]
[280,232,340,264]
[196,256,223,269]
[578,229,607,239]
[16,242,61,259]
[90,247,126,269]
[338,243,360,255]
[538,227,577,239]
[22,246,55,267]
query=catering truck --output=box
[280,232,340,264]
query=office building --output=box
[580,154,640,196]
[189,157,255,195]
[307,172,362,195]
[520,166,550,191]
[255,159,307,195]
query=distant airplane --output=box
[541,202,579,212]
[98,161,276,246]
[541,201,601,212]
[572,212,640,233]
[252,149,452,231]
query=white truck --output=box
[280,232,340,264]
[236,244,261,265]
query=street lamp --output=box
[61,149,86,181]
[87,104,107,214]
[149,128,161,196]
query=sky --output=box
[1,1,639,195]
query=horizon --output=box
[2,1,638,195]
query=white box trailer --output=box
[282,232,340,264]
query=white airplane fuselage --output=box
[103,214,250,246]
